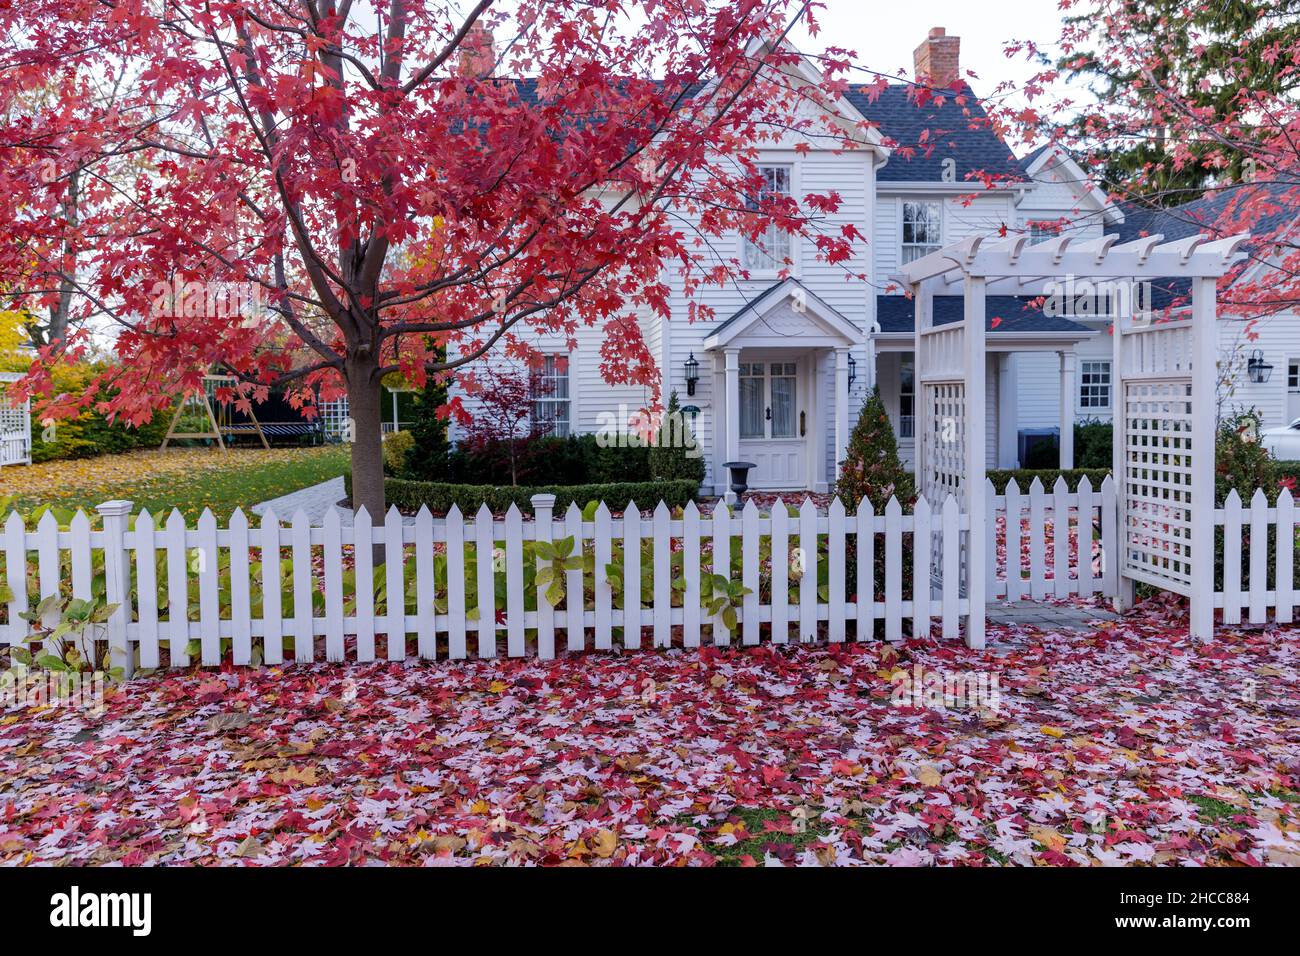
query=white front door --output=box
[738,358,806,489]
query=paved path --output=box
[986,600,1122,632]
[251,476,348,524]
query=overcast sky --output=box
[788,0,1069,92]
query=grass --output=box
[679,807,835,866]
[5,445,351,522]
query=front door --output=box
[738,358,806,489]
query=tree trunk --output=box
[346,354,386,521]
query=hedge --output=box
[984,468,1112,493]
[346,473,701,515]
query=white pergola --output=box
[901,231,1250,645]
[0,372,31,467]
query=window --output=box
[901,201,941,264]
[899,352,915,438]
[742,165,793,272]
[1289,361,1299,389]
[530,355,570,437]
[1028,223,1059,245]
[739,362,765,439]
[1079,359,1111,410]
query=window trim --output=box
[739,160,799,279]
[899,198,943,266]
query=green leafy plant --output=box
[535,535,583,606]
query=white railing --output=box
[1,494,974,674]
[986,475,1118,601]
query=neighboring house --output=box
[440,27,1294,494]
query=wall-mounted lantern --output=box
[684,352,700,396]
[847,354,857,389]
[1247,349,1274,384]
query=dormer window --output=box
[901,200,942,263]
[743,164,793,272]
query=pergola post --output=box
[1189,276,1217,641]
[1112,300,1136,612]
[963,276,987,650]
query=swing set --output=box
[160,374,327,450]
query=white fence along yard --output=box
[2,494,976,673]
[1217,487,1298,625]
[3,475,1288,674]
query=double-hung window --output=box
[743,165,793,272]
[530,355,570,437]
[901,201,942,264]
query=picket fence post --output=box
[96,500,134,679]
[531,494,557,660]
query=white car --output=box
[1261,418,1300,461]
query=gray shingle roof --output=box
[876,295,1093,335]
[846,84,1024,184]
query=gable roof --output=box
[846,84,1024,184]
[1019,144,1125,225]
[705,277,866,349]
[875,294,1093,335]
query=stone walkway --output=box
[986,600,1122,632]
[251,476,349,524]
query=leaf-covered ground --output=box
[2,596,1298,866]
[1,446,350,521]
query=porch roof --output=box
[704,278,865,350]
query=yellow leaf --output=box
[592,829,618,859]
[488,680,508,694]
[1040,725,1065,738]
[917,764,942,787]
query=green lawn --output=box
[6,446,351,523]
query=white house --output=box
[445,28,1299,494]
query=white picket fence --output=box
[1217,487,1299,625]
[986,475,1118,601]
[1,494,978,673]
[6,473,1281,675]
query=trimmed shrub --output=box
[402,378,453,480]
[348,473,700,515]
[835,386,915,510]
[1073,419,1112,469]
[1216,414,1275,505]
[986,468,1112,493]
[382,430,415,476]
[648,391,706,483]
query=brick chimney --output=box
[913,27,961,89]
[457,24,496,78]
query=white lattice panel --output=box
[922,381,965,503]
[1120,379,1194,594]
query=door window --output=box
[739,363,765,439]
[769,362,797,438]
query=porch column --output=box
[1058,350,1076,469]
[723,349,740,497]
[834,347,850,479]
[997,353,1018,468]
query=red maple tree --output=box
[0,0,870,515]
[1000,1,1300,330]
